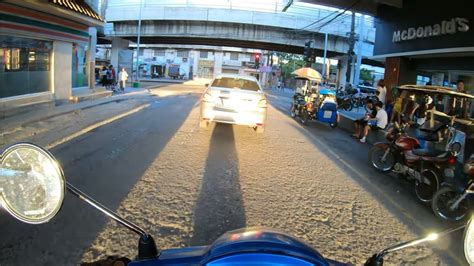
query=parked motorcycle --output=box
[336,90,353,111]
[432,155,474,221]
[337,95,352,111]
[369,118,458,203]
[1,143,473,265]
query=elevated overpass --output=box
[104,1,375,59]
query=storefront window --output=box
[0,36,52,98]
[5,48,20,70]
[416,75,431,85]
[200,51,209,59]
[72,43,89,88]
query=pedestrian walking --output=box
[107,65,116,90]
[118,68,129,91]
[100,66,108,87]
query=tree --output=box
[359,68,374,83]
[275,52,305,79]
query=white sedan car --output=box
[199,74,267,133]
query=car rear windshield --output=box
[211,77,260,91]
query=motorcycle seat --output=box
[412,148,446,157]
[417,133,440,142]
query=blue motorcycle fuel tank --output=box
[129,227,347,265]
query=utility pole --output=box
[346,12,356,86]
[322,32,328,81]
[354,14,365,86]
[135,0,143,82]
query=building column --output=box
[383,56,417,103]
[110,37,130,71]
[87,27,97,90]
[213,51,223,77]
[53,41,72,101]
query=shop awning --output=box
[49,0,103,21]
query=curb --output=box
[140,79,206,86]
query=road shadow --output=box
[0,94,199,265]
[190,123,246,246]
[264,93,465,265]
[267,92,466,265]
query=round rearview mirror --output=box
[450,142,462,155]
[0,143,65,224]
[464,215,474,265]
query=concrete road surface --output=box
[0,85,467,265]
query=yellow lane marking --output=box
[45,104,150,149]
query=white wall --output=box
[53,41,72,100]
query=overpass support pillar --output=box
[336,56,349,90]
[111,38,130,72]
[190,51,199,79]
[213,51,223,77]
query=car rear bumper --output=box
[200,103,267,126]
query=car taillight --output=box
[447,156,457,165]
[203,92,214,103]
[258,99,267,108]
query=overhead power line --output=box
[295,0,361,32]
[314,0,361,31]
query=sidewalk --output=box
[1,85,149,135]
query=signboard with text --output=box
[374,0,474,56]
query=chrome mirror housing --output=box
[0,143,65,224]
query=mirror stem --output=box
[367,224,466,265]
[66,182,148,237]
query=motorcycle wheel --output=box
[369,145,395,172]
[415,168,439,203]
[431,186,468,221]
[344,102,353,111]
[290,104,296,118]
[301,111,308,125]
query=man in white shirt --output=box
[360,101,388,143]
[376,79,387,106]
[118,68,129,92]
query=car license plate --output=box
[323,111,332,118]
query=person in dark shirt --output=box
[352,99,376,138]
[448,80,470,118]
